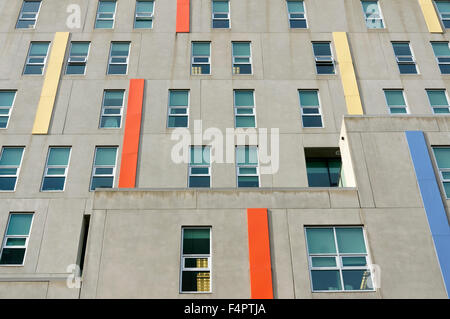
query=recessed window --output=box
[16,1,41,29]
[180,227,211,293]
[234,90,256,128]
[0,147,25,192]
[191,42,211,75]
[90,147,118,191]
[286,1,307,28]
[236,146,259,188]
[305,148,343,187]
[426,89,450,114]
[431,42,450,74]
[0,91,17,129]
[95,1,116,29]
[107,42,130,75]
[384,89,408,114]
[134,1,154,29]
[66,42,90,75]
[0,213,34,265]
[100,90,125,128]
[41,147,71,192]
[168,90,189,128]
[305,226,374,292]
[232,42,252,75]
[434,1,450,28]
[212,0,230,28]
[361,1,384,29]
[392,42,418,74]
[23,42,50,75]
[299,90,323,127]
[189,146,211,188]
[312,42,335,75]
[432,147,450,198]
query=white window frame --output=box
[16,0,42,29]
[233,90,256,128]
[431,146,450,198]
[434,0,450,28]
[299,89,324,128]
[236,146,260,188]
[40,147,72,192]
[305,226,374,293]
[212,0,230,29]
[66,42,91,75]
[179,227,212,294]
[134,0,155,29]
[383,89,409,114]
[24,42,50,75]
[0,147,25,192]
[95,0,117,29]
[191,42,211,75]
[431,42,450,73]
[0,213,34,267]
[0,91,17,130]
[312,42,335,75]
[392,42,418,74]
[188,146,211,188]
[167,90,190,128]
[107,42,130,75]
[426,89,450,114]
[89,146,118,192]
[286,1,308,28]
[232,42,252,75]
[99,90,125,129]
[361,0,385,29]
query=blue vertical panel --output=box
[406,131,450,298]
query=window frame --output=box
[23,41,50,76]
[392,42,419,75]
[0,90,17,130]
[89,146,118,192]
[426,89,450,114]
[431,146,450,198]
[286,1,308,29]
[299,89,324,128]
[234,89,256,128]
[312,42,336,75]
[232,42,253,75]
[188,146,211,188]
[361,0,385,29]
[134,0,155,29]
[0,147,25,193]
[431,41,450,74]
[99,89,126,129]
[16,0,42,29]
[191,42,211,75]
[235,146,260,188]
[212,0,230,29]
[434,0,450,28]
[65,42,91,76]
[383,89,409,114]
[40,147,72,192]
[167,89,190,128]
[0,213,34,267]
[107,42,131,75]
[95,0,117,29]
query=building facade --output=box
[0,0,449,299]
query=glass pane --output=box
[46,168,66,175]
[0,92,16,107]
[190,147,210,165]
[169,91,189,106]
[191,167,209,174]
[29,42,49,56]
[427,90,448,106]
[100,117,121,128]
[104,108,122,115]
[7,214,33,236]
[183,228,210,254]
[299,91,319,106]
[42,177,66,191]
[95,167,114,175]
[0,248,26,265]
[213,1,229,12]
[108,64,127,75]
[302,116,323,128]
[390,107,407,114]
[306,160,330,187]
[95,20,114,29]
[342,270,373,290]
[311,270,342,291]
[384,90,406,106]
[398,64,417,74]
[233,42,251,56]
[432,42,450,56]
[189,176,211,188]
[236,146,258,165]
[239,167,257,175]
[66,64,86,75]
[16,20,36,28]
[362,1,379,13]
[439,64,450,74]
[328,160,342,187]
[434,107,450,113]
[311,257,336,267]
[185,257,208,268]
[0,177,17,191]
[290,19,307,28]
[0,168,17,175]
[0,117,8,129]
[168,116,188,128]
[170,108,187,115]
[313,43,331,56]
[236,108,254,115]
[111,43,130,56]
[192,43,210,56]
[236,116,256,128]
[91,176,114,190]
[135,20,152,29]
[6,238,26,246]
[99,1,116,13]
[94,147,117,166]
[436,1,450,13]
[237,176,259,187]
[137,1,154,12]
[336,228,367,254]
[342,257,367,267]
[233,64,252,74]
[23,1,41,12]
[213,20,229,28]
[434,148,450,168]
[70,42,89,56]
[305,228,336,254]
[234,91,254,106]
[47,148,70,166]
[0,148,24,166]
[181,271,210,292]
[443,182,450,198]
[392,42,412,56]
[104,91,124,106]
[287,1,304,12]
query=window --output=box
[286,1,307,28]
[191,42,211,75]
[41,147,71,192]
[0,147,24,192]
[312,42,335,75]
[305,148,343,187]
[305,226,374,292]
[100,90,125,128]
[427,89,450,114]
[212,0,230,28]
[392,42,418,74]
[95,0,116,29]
[189,146,211,188]
[66,42,90,75]
[0,213,33,265]
[23,42,50,75]
[299,90,323,127]
[431,42,450,74]
[234,90,256,128]
[168,90,189,128]
[361,1,384,29]
[0,91,17,129]
[107,42,130,75]
[432,147,450,197]
[384,89,408,114]
[134,1,154,29]
[236,146,259,188]
[434,1,450,28]
[180,227,211,293]
[16,1,41,29]
[232,42,252,75]
[90,147,118,191]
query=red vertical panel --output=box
[247,208,274,299]
[118,79,145,188]
[176,0,190,33]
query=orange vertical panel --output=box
[118,79,145,188]
[176,0,190,33]
[247,208,274,299]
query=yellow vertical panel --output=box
[32,32,69,135]
[333,32,364,116]
[419,0,444,33]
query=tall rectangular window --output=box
[305,226,374,292]
[0,213,33,265]
[432,147,450,197]
[212,0,230,28]
[299,90,323,127]
[66,42,90,75]
[189,146,211,188]
[234,90,256,128]
[431,42,450,74]
[41,147,71,192]
[134,1,154,29]
[384,89,408,114]
[191,42,211,75]
[107,42,130,75]
[168,90,189,128]
[286,1,307,28]
[236,146,259,188]
[23,42,50,75]
[312,42,335,75]
[100,90,125,128]
[232,42,252,75]
[426,89,450,114]
[90,147,118,191]
[361,1,384,29]
[16,1,41,29]
[434,1,450,28]
[392,42,418,74]
[95,0,116,29]
[180,227,211,293]
[0,91,17,129]
[0,147,25,192]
